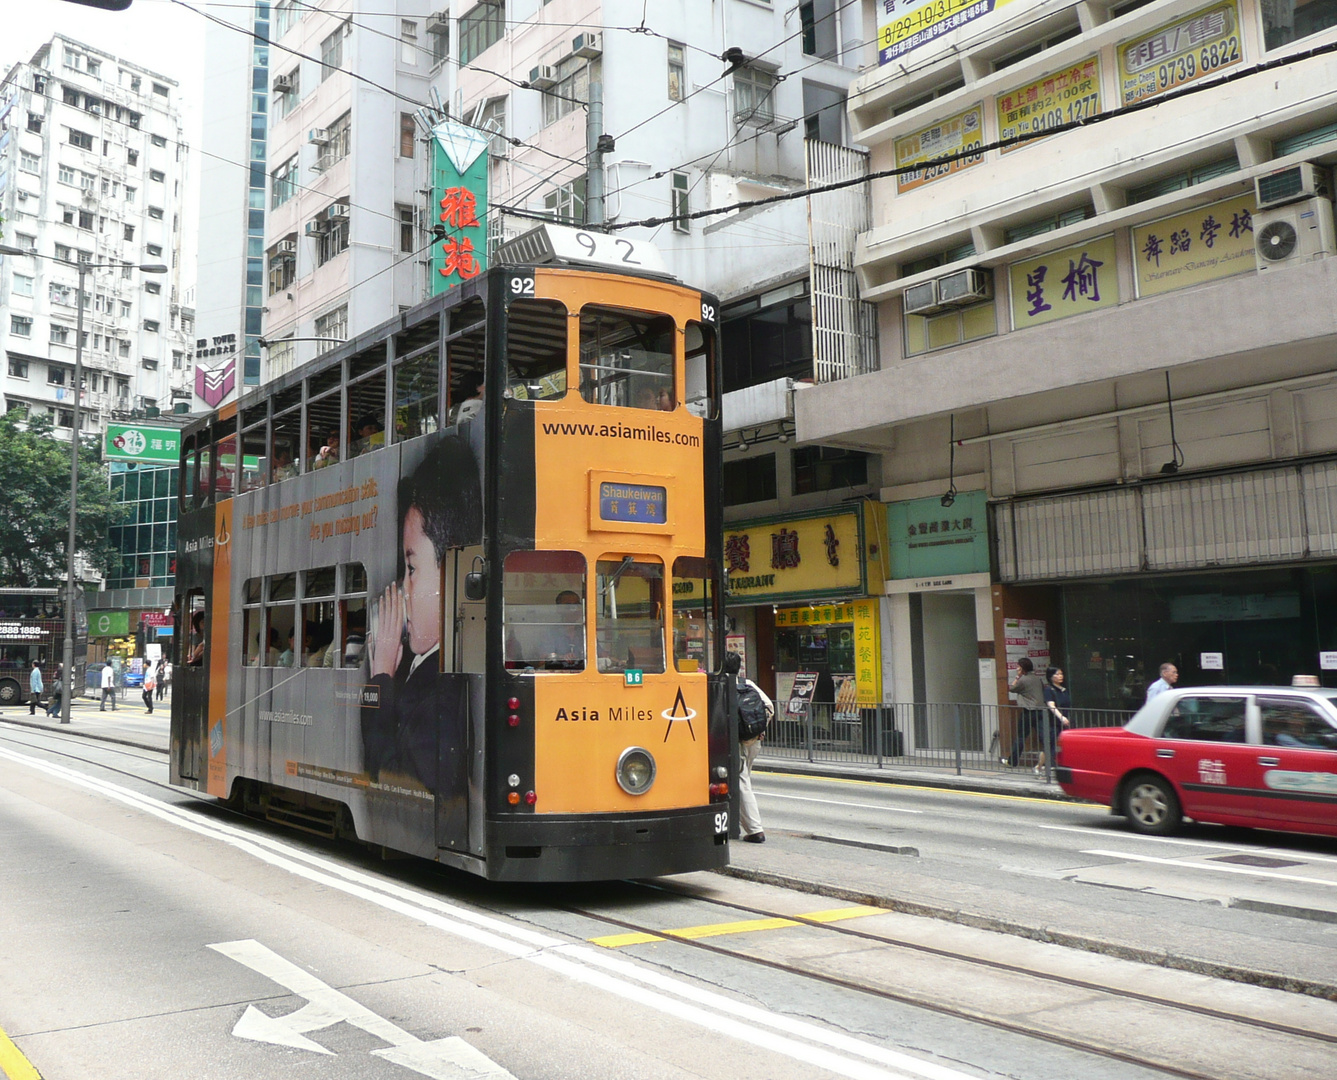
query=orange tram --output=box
[169,230,732,881]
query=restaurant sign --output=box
[724,509,865,604]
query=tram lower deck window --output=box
[503,550,585,672]
[596,556,665,674]
[580,306,676,412]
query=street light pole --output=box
[60,261,91,723]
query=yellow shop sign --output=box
[724,510,865,604]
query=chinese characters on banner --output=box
[723,510,864,603]
[1118,2,1243,106]
[1009,234,1119,329]
[997,57,1102,154]
[877,0,1020,64]
[774,599,882,704]
[895,105,985,193]
[1133,194,1257,297]
[430,121,489,295]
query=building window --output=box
[733,67,776,126]
[14,234,36,253]
[54,244,73,263]
[151,134,167,148]
[8,359,29,378]
[314,305,347,355]
[56,411,74,429]
[146,244,163,257]
[543,176,586,226]
[152,82,169,97]
[127,148,140,166]
[801,0,839,59]
[803,82,845,144]
[671,173,690,233]
[271,154,299,207]
[275,67,300,118]
[315,111,351,171]
[145,281,162,295]
[58,164,76,185]
[19,150,39,173]
[125,186,137,203]
[12,275,34,298]
[400,19,418,64]
[1002,205,1096,245]
[80,172,96,194]
[723,455,777,505]
[904,300,997,358]
[68,129,94,151]
[149,169,166,183]
[991,23,1081,71]
[792,446,869,494]
[119,340,131,358]
[397,205,415,252]
[274,0,300,38]
[667,41,685,101]
[27,113,42,134]
[431,21,449,64]
[10,316,32,338]
[50,366,71,386]
[142,359,159,371]
[143,320,160,333]
[400,112,415,157]
[321,21,348,80]
[1127,157,1240,204]
[460,1,504,64]
[543,57,598,127]
[267,236,297,294]
[148,206,165,220]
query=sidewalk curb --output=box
[0,715,167,756]
[716,864,1337,1001]
[755,758,1088,803]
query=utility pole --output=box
[586,82,606,227]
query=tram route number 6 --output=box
[713,809,728,836]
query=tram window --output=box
[349,345,384,382]
[394,348,440,441]
[241,402,267,430]
[243,578,264,667]
[339,563,368,667]
[342,562,367,594]
[684,321,717,419]
[302,599,336,666]
[595,556,666,674]
[506,299,567,402]
[503,550,586,672]
[240,425,267,493]
[196,441,213,507]
[580,306,676,412]
[308,366,340,399]
[307,391,342,470]
[267,573,297,668]
[185,591,207,667]
[269,572,297,601]
[181,434,195,508]
[446,299,486,421]
[215,424,237,499]
[304,566,335,597]
[671,556,719,673]
[272,407,301,482]
[348,372,386,458]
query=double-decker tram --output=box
[170,228,730,880]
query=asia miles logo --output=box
[553,687,697,741]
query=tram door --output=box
[175,591,208,783]
[435,547,483,853]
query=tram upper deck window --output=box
[580,306,676,412]
[446,299,486,423]
[503,550,586,672]
[195,439,213,507]
[394,322,441,441]
[272,385,301,481]
[684,321,717,419]
[506,299,568,402]
[307,386,342,471]
[595,556,666,674]
[240,424,267,493]
[215,421,237,499]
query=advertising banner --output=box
[89,611,131,637]
[997,57,1101,154]
[1118,2,1243,106]
[1009,234,1119,330]
[878,0,1020,65]
[724,509,865,604]
[894,105,986,193]
[887,491,990,578]
[430,121,489,296]
[105,424,181,465]
[1132,193,1256,297]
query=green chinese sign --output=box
[430,120,489,296]
[887,491,991,578]
[105,424,181,464]
[90,611,130,637]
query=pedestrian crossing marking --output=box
[589,905,888,947]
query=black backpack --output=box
[736,678,771,741]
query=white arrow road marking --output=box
[210,939,516,1079]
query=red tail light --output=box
[507,696,520,710]
[524,790,537,805]
[507,713,520,727]
[709,782,729,797]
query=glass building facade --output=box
[106,463,178,590]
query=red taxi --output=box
[1055,687,1337,836]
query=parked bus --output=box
[0,587,87,706]
[170,228,729,880]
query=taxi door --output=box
[1157,693,1260,822]
[1256,696,1337,831]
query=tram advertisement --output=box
[225,430,482,857]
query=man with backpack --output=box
[726,651,773,844]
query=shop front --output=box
[722,506,884,732]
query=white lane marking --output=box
[758,792,923,815]
[212,939,516,1077]
[0,746,971,1080]
[1082,849,1337,889]
[1041,823,1337,865]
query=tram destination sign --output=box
[105,424,181,465]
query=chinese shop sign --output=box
[887,490,990,578]
[1009,234,1119,330]
[776,599,882,704]
[724,509,865,604]
[104,424,181,465]
[895,105,985,193]
[997,57,1102,155]
[1118,2,1243,106]
[877,0,1020,65]
[1133,194,1256,297]
[430,120,489,295]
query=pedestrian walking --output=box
[142,664,156,714]
[1145,662,1178,703]
[100,662,117,711]
[28,660,44,715]
[1037,666,1071,774]
[46,668,63,718]
[1005,657,1046,767]
[156,660,171,701]
[726,651,773,844]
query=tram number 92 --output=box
[713,809,729,836]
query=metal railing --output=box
[762,702,1135,780]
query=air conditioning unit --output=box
[426,10,448,34]
[325,201,349,221]
[273,74,293,94]
[308,128,331,145]
[902,280,942,316]
[1255,162,1331,210]
[936,267,993,306]
[1254,197,1336,271]
[528,65,558,90]
[304,220,327,237]
[276,238,297,255]
[571,32,602,59]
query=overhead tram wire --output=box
[582,34,1337,234]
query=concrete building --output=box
[0,35,194,436]
[794,0,1337,746]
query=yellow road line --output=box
[590,905,888,947]
[765,770,1105,808]
[0,1024,42,1080]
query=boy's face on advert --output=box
[402,506,442,655]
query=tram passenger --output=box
[362,435,481,797]
[186,610,206,666]
[310,429,340,470]
[271,445,298,482]
[350,414,385,458]
[451,374,484,425]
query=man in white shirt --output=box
[99,663,117,711]
[1145,662,1179,703]
[726,651,773,844]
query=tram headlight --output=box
[616,747,656,795]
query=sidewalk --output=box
[756,751,1074,801]
[0,692,171,753]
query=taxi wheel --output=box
[1122,774,1181,835]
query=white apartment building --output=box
[0,35,193,435]
[259,0,433,377]
[793,0,1337,739]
